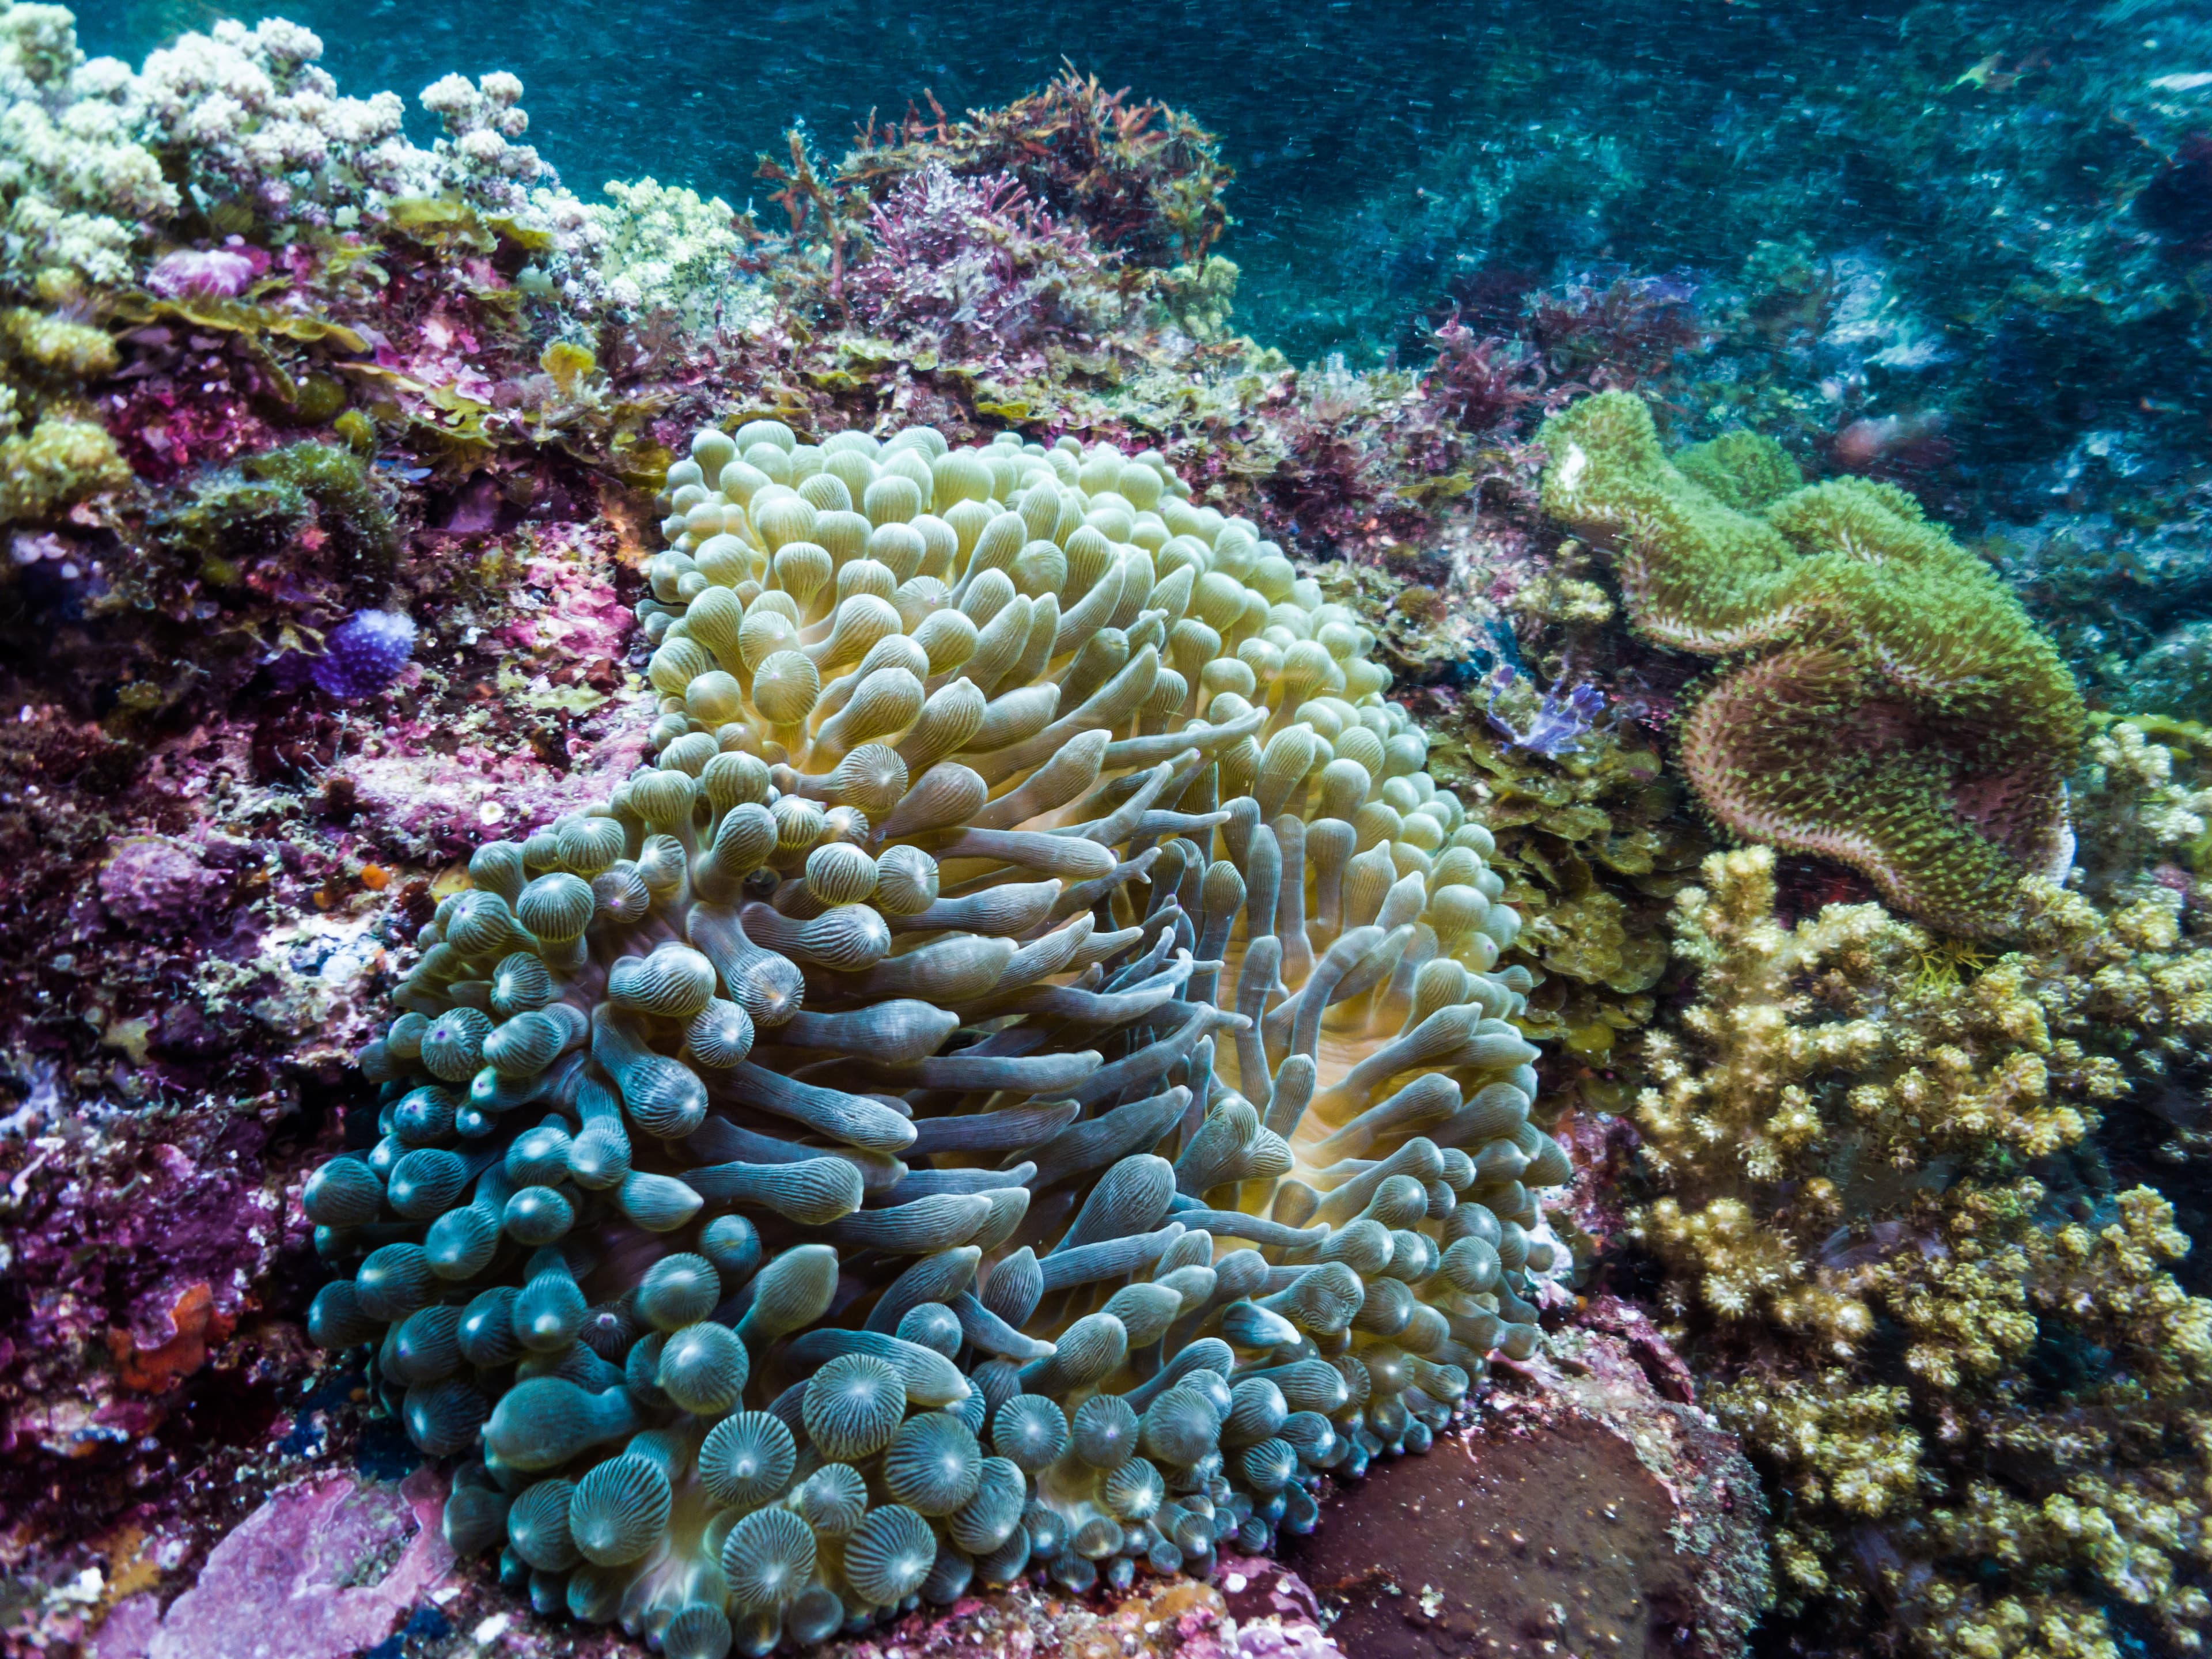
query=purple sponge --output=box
[312,610,417,699]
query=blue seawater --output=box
[85,0,2212,703]
[81,3,2203,344]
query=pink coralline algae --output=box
[1,1112,291,1460]
[489,527,635,672]
[92,1468,454,1659]
[144,247,263,301]
[96,836,222,935]
[1214,1618,1344,1657]
[309,608,418,698]
[1209,1555,1345,1657]
[334,703,653,861]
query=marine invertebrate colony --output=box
[306,419,1566,1652]
[311,609,417,699]
[1634,844,2212,1659]
[1538,391,2084,935]
[0,299,128,528]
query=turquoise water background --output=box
[82,0,2212,728]
[82,0,2056,359]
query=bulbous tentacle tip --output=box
[843,1503,937,1607]
[722,1507,817,1613]
[568,1453,672,1567]
[803,1351,907,1462]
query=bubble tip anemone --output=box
[320,419,1571,1647]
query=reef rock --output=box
[92,1467,454,1659]
[1281,1309,1770,1659]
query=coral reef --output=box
[0,2,575,298]
[0,12,1631,1652]
[1217,0,2212,528]
[32,2,2212,1653]
[0,300,129,528]
[86,1464,1349,1659]
[1631,842,2212,1658]
[1539,391,2084,935]
[301,419,1570,1649]
[2068,717,2212,912]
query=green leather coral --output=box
[1538,391,2083,936]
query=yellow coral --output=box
[1,306,116,380]
[1635,842,2212,1657]
[0,414,127,524]
[1911,1590,2122,1659]
[1630,847,2088,1244]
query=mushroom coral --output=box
[306,419,1566,1653]
[1537,391,2084,937]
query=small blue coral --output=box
[1483,664,1605,759]
[313,609,417,699]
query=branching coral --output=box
[0,296,126,528]
[2071,718,2212,908]
[1539,391,2085,936]
[1,2,597,319]
[126,25,549,228]
[0,2,175,291]
[126,18,414,224]
[580,178,746,328]
[1635,844,2212,1659]
[305,421,1569,1650]
[0,406,124,523]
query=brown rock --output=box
[1281,1319,1771,1659]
